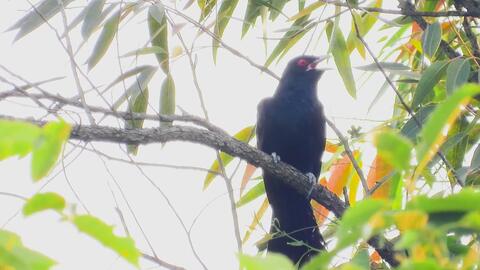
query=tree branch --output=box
[0,114,400,267]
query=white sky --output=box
[0,1,399,269]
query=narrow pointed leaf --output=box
[122,46,167,58]
[269,0,288,20]
[86,9,121,70]
[126,88,149,155]
[288,1,325,21]
[81,0,106,40]
[159,74,176,127]
[421,22,441,58]
[327,20,357,98]
[213,0,240,61]
[411,60,448,109]
[104,65,156,92]
[242,198,269,243]
[242,0,263,37]
[265,16,311,67]
[446,58,470,95]
[240,163,257,195]
[111,67,157,110]
[236,181,265,208]
[416,84,480,176]
[10,0,75,41]
[148,4,169,73]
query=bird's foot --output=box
[306,172,317,199]
[271,152,281,164]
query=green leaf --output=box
[122,46,167,58]
[269,0,289,20]
[0,230,56,270]
[0,120,42,160]
[401,104,436,141]
[326,20,357,98]
[374,129,413,171]
[236,181,265,207]
[421,22,441,58]
[72,215,140,265]
[148,4,169,73]
[9,0,75,41]
[416,84,480,172]
[446,58,470,95]
[407,188,480,213]
[470,144,480,171]
[199,0,217,20]
[242,0,263,37]
[336,199,386,250]
[160,74,176,127]
[238,253,295,270]
[213,0,240,62]
[31,121,71,181]
[23,192,66,216]
[104,65,156,92]
[411,60,448,109]
[81,0,106,40]
[204,126,255,188]
[86,9,120,70]
[346,1,382,57]
[126,87,149,155]
[265,16,311,67]
[111,66,157,110]
[445,115,468,171]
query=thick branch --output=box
[0,115,400,266]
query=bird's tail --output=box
[268,204,325,266]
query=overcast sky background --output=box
[0,1,399,269]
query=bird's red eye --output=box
[297,59,309,67]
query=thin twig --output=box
[346,2,463,187]
[326,119,369,194]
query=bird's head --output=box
[281,55,328,85]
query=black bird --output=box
[256,55,327,266]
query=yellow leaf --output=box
[243,198,269,244]
[394,210,428,232]
[288,2,325,21]
[203,126,255,189]
[171,46,183,58]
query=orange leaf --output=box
[367,155,392,199]
[325,141,339,153]
[327,153,354,195]
[370,250,382,264]
[412,21,421,34]
[311,177,329,225]
[240,164,257,196]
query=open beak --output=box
[306,55,330,71]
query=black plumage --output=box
[256,55,327,266]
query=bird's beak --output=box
[306,55,330,71]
